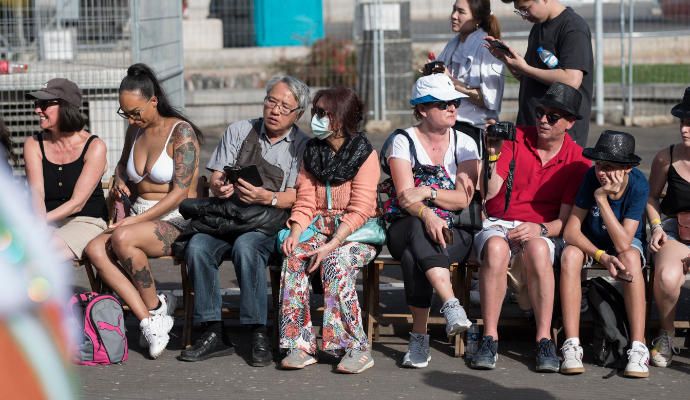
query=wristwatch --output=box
[270,192,278,207]
[430,188,438,201]
[538,223,548,237]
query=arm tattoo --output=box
[153,221,179,255]
[132,267,154,289]
[121,257,134,274]
[173,125,198,189]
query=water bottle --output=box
[537,46,559,69]
[465,323,481,362]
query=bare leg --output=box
[653,241,689,333]
[619,248,646,343]
[559,245,585,340]
[479,237,510,340]
[425,267,454,303]
[521,239,555,341]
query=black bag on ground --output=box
[587,277,630,369]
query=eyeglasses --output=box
[311,106,328,119]
[264,96,301,116]
[33,99,59,111]
[429,99,461,110]
[535,107,566,125]
[513,8,530,18]
[116,98,152,121]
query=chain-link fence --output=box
[0,0,184,176]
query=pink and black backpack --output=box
[70,292,128,365]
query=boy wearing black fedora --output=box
[472,82,590,372]
[560,130,650,378]
[646,86,690,369]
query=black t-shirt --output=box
[517,7,593,147]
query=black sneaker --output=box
[178,331,235,362]
[470,335,498,370]
[250,331,273,367]
[535,338,560,373]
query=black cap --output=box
[671,87,690,119]
[535,82,583,119]
[582,130,641,166]
[26,78,82,108]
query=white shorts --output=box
[473,219,557,263]
[132,198,188,230]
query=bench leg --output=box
[180,261,194,348]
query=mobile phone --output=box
[488,39,510,53]
[615,269,634,283]
[442,227,454,245]
[223,165,264,187]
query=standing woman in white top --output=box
[84,63,203,359]
[436,0,504,139]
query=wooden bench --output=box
[363,254,466,357]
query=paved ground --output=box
[74,122,690,400]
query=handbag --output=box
[275,216,320,250]
[327,181,386,246]
[676,211,690,242]
[452,191,483,232]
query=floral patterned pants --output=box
[279,232,376,354]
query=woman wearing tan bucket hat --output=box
[23,78,109,261]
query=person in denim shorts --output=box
[560,130,650,378]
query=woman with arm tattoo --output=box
[84,63,203,359]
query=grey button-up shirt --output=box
[206,119,308,191]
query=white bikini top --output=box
[126,121,183,184]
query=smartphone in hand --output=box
[487,39,510,54]
[615,268,633,283]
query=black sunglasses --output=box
[33,99,60,111]
[535,107,567,124]
[429,99,461,110]
[311,106,328,119]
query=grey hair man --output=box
[178,76,310,366]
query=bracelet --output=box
[650,218,661,226]
[651,224,663,232]
[488,152,501,162]
[418,206,427,219]
[594,249,605,263]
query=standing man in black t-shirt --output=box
[488,0,593,147]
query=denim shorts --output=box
[661,218,690,249]
[583,237,647,268]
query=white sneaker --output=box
[440,298,472,337]
[624,341,650,378]
[139,293,177,348]
[650,331,679,368]
[401,332,431,368]
[560,338,585,374]
[140,314,174,359]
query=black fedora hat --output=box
[671,87,690,119]
[535,82,583,120]
[582,130,641,166]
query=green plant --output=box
[272,38,358,88]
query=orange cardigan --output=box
[288,151,380,235]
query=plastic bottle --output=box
[537,46,559,69]
[0,60,28,74]
[465,323,481,362]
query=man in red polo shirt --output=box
[470,82,590,372]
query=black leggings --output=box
[387,216,473,308]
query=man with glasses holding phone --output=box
[488,0,592,147]
[178,76,309,366]
[471,82,590,372]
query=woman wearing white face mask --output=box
[278,87,380,374]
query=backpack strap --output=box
[380,128,420,176]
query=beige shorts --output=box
[132,198,188,230]
[54,216,108,260]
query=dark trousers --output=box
[387,216,472,308]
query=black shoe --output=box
[535,338,560,373]
[250,331,273,367]
[470,335,498,370]
[178,331,235,362]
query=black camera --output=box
[486,121,516,141]
[422,60,446,76]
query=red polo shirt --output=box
[485,126,591,223]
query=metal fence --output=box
[0,0,184,176]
